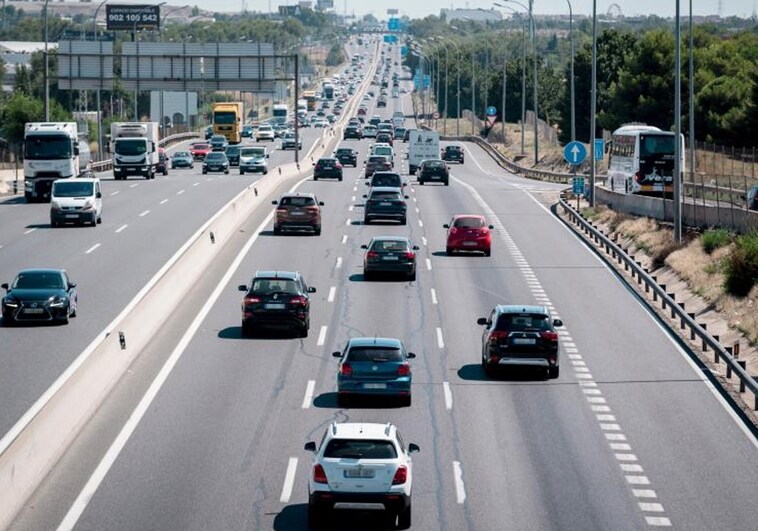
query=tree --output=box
[325,43,345,66]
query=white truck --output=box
[110,122,159,180]
[408,130,440,175]
[23,122,91,202]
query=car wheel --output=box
[402,394,412,408]
[408,269,416,282]
[548,366,560,379]
[164,169,168,176]
[446,247,454,255]
[444,180,449,186]
[202,169,207,174]
[313,176,318,181]
[241,322,255,338]
[397,501,412,529]
[339,177,343,181]
[314,226,322,236]
[51,220,58,228]
[484,248,491,257]
[298,324,309,338]
[364,270,373,281]
[337,394,349,408]
[363,217,370,225]
[60,310,70,325]
[400,217,407,225]
[225,170,229,175]
[273,225,282,235]
[482,358,496,378]
[263,170,268,175]
[239,169,245,175]
[419,180,424,185]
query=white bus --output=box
[608,124,684,196]
[272,104,289,125]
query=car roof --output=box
[329,422,396,441]
[347,337,403,348]
[17,268,65,275]
[369,186,402,193]
[53,177,98,184]
[370,235,411,244]
[253,270,300,280]
[372,172,401,178]
[280,192,317,199]
[495,305,550,315]
[453,214,485,220]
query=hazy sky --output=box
[197,1,756,19]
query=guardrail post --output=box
[737,361,746,392]
[734,342,740,359]
[701,323,708,351]
[726,348,733,378]
[660,285,666,308]
[678,303,686,328]
[669,295,677,318]
[688,313,696,339]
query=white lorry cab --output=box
[50,177,102,227]
[110,122,160,180]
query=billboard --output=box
[279,5,302,16]
[387,9,398,14]
[105,5,160,31]
[317,0,334,8]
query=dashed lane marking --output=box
[316,325,328,346]
[328,286,336,303]
[279,457,298,503]
[301,380,316,409]
[85,243,101,254]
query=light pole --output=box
[495,3,527,154]
[589,0,597,206]
[688,0,696,219]
[442,38,462,137]
[451,25,477,135]
[435,38,450,135]
[43,0,52,121]
[566,0,575,142]
[674,0,682,242]
[92,0,109,161]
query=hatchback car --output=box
[343,125,363,140]
[333,337,416,406]
[281,132,302,150]
[369,115,382,126]
[225,145,241,166]
[444,215,493,256]
[202,152,229,174]
[367,172,405,190]
[477,305,563,379]
[171,150,194,169]
[210,134,229,151]
[418,159,450,186]
[190,142,211,160]
[394,127,406,140]
[241,124,254,138]
[313,157,343,181]
[363,187,408,225]
[304,422,419,529]
[237,270,315,337]
[272,193,324,235]
[239,146,269,175]
[334,147,358,167]
[362,124,378,138]
[364,155,392,178]
[442,144,465,164]
[376,132,393,146]
[362,236,418,280]
[2,269,77,325]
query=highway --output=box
[6,41,758,531]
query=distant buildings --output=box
[0,41,55,92]
[440,8,503,24]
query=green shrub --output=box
[701,229,732,254]
[724,231,758,297]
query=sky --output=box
[194,0,756,19]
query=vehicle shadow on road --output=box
[217,326,298,341]
[273,503,394,530]
[313,392,405,410]
[348,274,409,283]
[0,196,25,205]
[457,363,550,382]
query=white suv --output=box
[304,422,420,529]
[255,124,275,142]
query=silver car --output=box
[239,146,269,175]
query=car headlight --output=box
[51,201,61,211]
[3,299,19,308]
[48,296,67,307]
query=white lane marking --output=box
[610,443,632,451]
[139,210,150,217]
[279,457,299,503]
[426,258,432,271]
[616,454,639,462]
[341,234,348,244]
[586,396,607,404]
[430,288,438,305]
[625,476,651,485]
[352,186,357,192]
[301,381,316,409]
[351,196,355,201]
[24,228,36,235]
[605,433,627,441]
[418,219,424,227]
[346,218,351,225]
[591,405,611,412]
[453,461,466,504]
[160,199,169,205]
[56,206,279,531]
[645,517,672,527]
[633,489,658,499]
[421,236,427,246]
[193,182,200,187]
[335,257,343,269]
[109,191,119,196]
[317,325,328,346]
[129,183,139,188]
[177,189,185,195]
[85,243,101,254]
[115,224,128,233]
[621,464,644,473]
[436,327,445,349]
[328,286,336,303]
[348,205,354,212]
[415,207,420,213]
[443,382,453,410]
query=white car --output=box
[305,422,419,529]
[238,146,269,175]
[363,125,378,138]
[313,119,329,128]
[255,124,275,142]
[50,178,102,227]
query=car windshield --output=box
[241,148,264,158]
[211,136,225,143]
[115,139,147,156]
[52,181,94,197]
[192,143,209,150]
[206,153,225,161]
[369,156,388,164]
[374,147,392,156]
[25,135,73,160]
[259,125,272,132]
[318,159,336,165]
[251,278,298,295]
[454,217,484,229]
[371,239,408,252]
[372,175,401,187]
[226,146,240,154]
[175,151,190,158]
[12,272,64,290]
[336,149,353,155]
[446,146,462,152]
[324,439,397,459]
[496,313,552,332]
[280,196,316,207]
[347,346,403,362]
[426,161,445,169]
[213,111,236,124]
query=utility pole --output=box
[589,0,597,206]
[674,0,683,242]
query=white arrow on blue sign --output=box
[486,106,497,116]
[563,141,587,165]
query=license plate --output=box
[380,202,392,206]
[364,383,387,389]
[65,214,79,219]
[290,211,305,216]
[383,255,398,261]
[345,468,375,478]
[24,308,44,314]
[463,241,477,246]
[265,303,286,309]
[513,338,536,345]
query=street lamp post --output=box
[92,0,109,161]
[674,0,682,243]
[43,0,52,121]
[567,0,575,142]
[589,0,597,206]
[688,0,696,220]
[500,22,507,144]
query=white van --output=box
[50,178,102,227]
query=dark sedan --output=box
[363,186,408,225]
[343,125,363,140]
[171,150,194,169]
[442,144,465,164]
[364,155,392,178]
[362,236,418,281]
[238,270,315,337]
[334,148,358,167]
[202,152,230,174]
[225,145,241,166]
[2,269,77,325]
[418,159,450,186]
[313,157,343,181]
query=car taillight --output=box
[336,162,342,169]
[634,171,642,183]
[392,466,408,485]
[489,331,508,341]
[290,296,307,306]
[340,363,353,376]
[540,331,559,342]
[449,227,458,235]
[306,206,320,213]
[313,464,328,484]
[244,296,261,304]
[276,209,287,214]
[367,251,379,259]
[397,363,410,376]
[403,251,415,260]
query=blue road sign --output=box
[388,17,399,31]
[572,177,585,195]
[423,75,431,88]
[594,139,604,161]
[486,106,497,116]
[401,45,408,56]
[563,141,587,165]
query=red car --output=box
[190,142,211,160]
[444,215,494,256]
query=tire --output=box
[446,247,453,256]
[444,180,449,186]
[51,220,59,228]
[400,217,407,225]
[402,394,412,408]
[364,270,373,281]
[548,366,560,379]
[313,176,318,181]
[363,218,370,225]
[97,215,102,225]
[298,324,309,338]
[397,502,412,529]
[224,170,229,175]
[163,169,168,176]
[482,358,495,378]
[241,322,254,338]
[70,302,77,318]
[336,394,349,408]
[338,177,343,181]
[419,180,424,185]
[484,248,491,257]
[202,169,207,175]
[239,169,245,175]
[263,170,268,175]
[408,270,416,282]
[314,227,321,236]
[3,315,15,327]
[60,310,70,325]
[273,225,282,235]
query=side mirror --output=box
[402,183,407,187]
[404,195,409,199]
[488,225,494,229]
[237,285,248,291]
[304,441,317,452]
[267,153,270,158]
[96,192,102,199]
[407,352,416,359]
[360,244,368,249]
[363,160,367,164]
[443,224,449,229]
[365,182,369,186]
[271,200,278,205]
[0,283,8,290]
[68,282,77,288]
[332,351,342,358]
[319,201,325,206]
[308,286,316,293]
[362,194,368,198]
[553,319,563,328]
[408,443,420,453]
[412,245,419,250]
[312,162,316,166]
[477,317,488,326]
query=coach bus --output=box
[608,124,684,196]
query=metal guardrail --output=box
[90,131,200,173]
[559,194,758,410]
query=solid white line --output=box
[177,189,185,195]
[109,191,119,196]
[56,208,277,531]
[139,210,150,217]
[443,382,453,410]
[426,258,432,270]
[336,257,343,269]
[341,234,348,244]
[317,325,328,346]
[279,457,299,503]
[160,199,168,205]
[430,288,438,305]
[328,286,336,303]
[85,243,101,254]
[453,461,466,504]
[301,381,316,409]
[24,228,36,235]
[436,327,445,349]
[115,224,128,233]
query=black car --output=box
[477,305,563,379]
[418,159,450,186]
[394,127,406,140]
[366,171,405,190]
[376,132,393,146]
[364,155,392,178]
[377,97,388,108]
[362,236,418,281]
[204,126,214,140]
[442,144,465,164]
[2,269,77,325]
[210,135,229,151]
[343,125,362,140]
[334,148,358,167]
[202,152,230,174]
[363,186,408,225]
[313,157,343,181]
[225,145,241,166]
[238,271,316,337]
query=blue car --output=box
[333,337,416,407]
